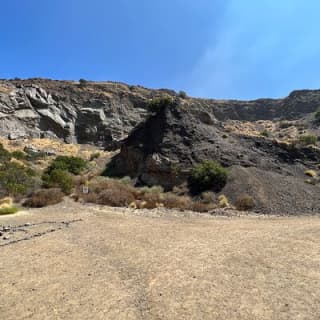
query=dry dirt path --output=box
[0,201,319,320]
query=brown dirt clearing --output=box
[0,201,319,320]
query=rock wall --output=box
[1,79,320,150]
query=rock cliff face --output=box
[1,78,320,150]
[0,79,157,149]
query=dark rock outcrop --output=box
[106,99,320,213]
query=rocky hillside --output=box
[1,78,320,214]
[0,79,170,149]
[1,78,320,149]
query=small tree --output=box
[0,143,11,162]
[188,160,228,194]
[178,90,187,99]
[147,96,174,112]
[0,162,34,196]
[46,156,87,175]
[79,78,88,88]
[42,169,73,194]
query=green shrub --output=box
[0,206,19,215]
[260,130,270,137]
[47,156,87,175]
[42,169,73,194]
[299,135,317,146]
[79,78,88,87]
[11,150,26,160]
[178,90,187,98]
[25,151,46,161]
[0,143,11,162]
[147,96,174,112]
[139,185,164,194]
[119,176,134,186]
[89,152,101,161]
[0,162,35,196]
[188,160,228,194]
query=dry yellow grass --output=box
[0,197,13,209]
[0,137,114,159]
[223,119,313,144]
[305,169,317,177]
[0,84,13,93]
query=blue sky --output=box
[1,0,320,99]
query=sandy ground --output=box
[0,201,319,320]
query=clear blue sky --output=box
[1,0,320,99]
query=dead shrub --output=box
[172,184,189,196]
[24,188,64,208]
[189,201,217,213]
[73,175,89,188]
[161,193,192,210]
[201,191,216,204]
[140,192,161,209]
[96,189,135,207]
[235,194,255,211]
[77,177,220,213]
[80,178,137,207]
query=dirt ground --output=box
[0,201,319,320]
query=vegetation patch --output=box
[11,150,26,160]
[77,177,217,212]
[235,194,255,211]
[314,107,320,122]
[46,156,87,175]
[90,152,101,161]
[218,195,229,208]
[0,162,35,197]
[42,169,73,194]
[260,130,270,137]
[147,96,174,112]
[23,188,64,208]
[0,143,11,162]
[188,160,228,194]
[304,170,317,178]
[178,90,187,99]
[299,135,317,146]
[0,206,19,215]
